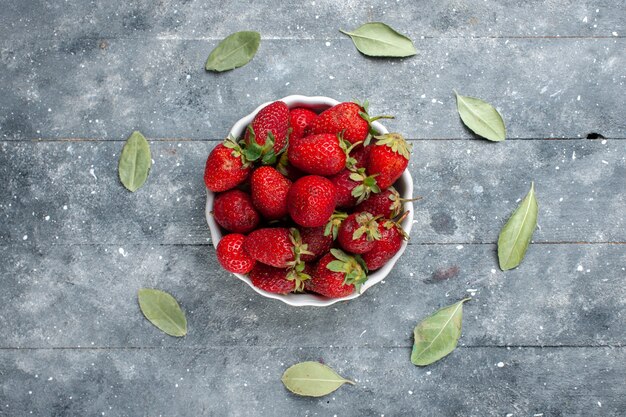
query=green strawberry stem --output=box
[324,211,348,240]
[352,212,382,241]
[222,135,252,167]
[386,187,422,217]
[286,264,311,292]
[275,151,290,176]
[285,228,313,292]
[243,126,289,166]
[373,133,412,159]
[384,211,411,240]
[350,168,381,203]
[327,248,368,292]
[288,228,314,265]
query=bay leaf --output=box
[138,288,187,337]
[454,91,506,141]
[411,298,470,366]
[281,361,355,397]
[118,130,151,192]
[205,31,261,72]
[498,182,538,270]
[339,22,416,58]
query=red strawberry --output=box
[337,212,381,254]
[213,190,260,233]
[249,264,295,294]
[244,101,290,155]
[355,186,419,219]
[366,133,411,190]
[328,169,358,209]
[243,228,292,268]
[348,144,371,170]
[216,233,256,274]
[204,138,251,192]
[287,133,347,176]
[289,108,318,141]
[243,227,311,268]
[329,168,380,209]
[250,166,291,220]
[287,175,337,227]
[305,249,368,298]
[250,262,312,294]
[298,226,333,262]
[306,101,392,145]
[362,215,409,271]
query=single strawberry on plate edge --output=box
[366,133,412,190]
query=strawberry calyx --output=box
[222,135,253,168]
[243,126,290,166]
[339,135,363,171]
[275,149,290,176]
[355,99,395,124]
[349,168,381,204]
[287,228,314,266]
[352,212,382,241]
[354,99,395,146]
[373,133,412,160]
[384,211,411,240]
[324,211,348,240]
[286,262,311,292]
[326,248,369,292]
[285,228,313,292]
[387,186,422,218]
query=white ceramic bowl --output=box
[206,95,414,307]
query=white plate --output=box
[205,95,414,307]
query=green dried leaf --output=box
[281,361,354,397]
[498,182,539,270]
[138,288,187,337]
[454,91,506,142]
[411,298,470,366]
[205,31,261,72]
[118,131,151,192]
[339,22,416,58]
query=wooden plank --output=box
[1,243,624,348]
[1,38,624,141]
[1,0,624,41]
[1,346,624,416]
[1,140,624,245]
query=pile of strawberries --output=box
[204,100,414,298]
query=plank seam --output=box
[0,344,622,351]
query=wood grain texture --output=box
[1,243,623,348]
[1,140,623,245]
[1,38,624,141]
[1,347,624,416]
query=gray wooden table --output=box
[1,1,625,416]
